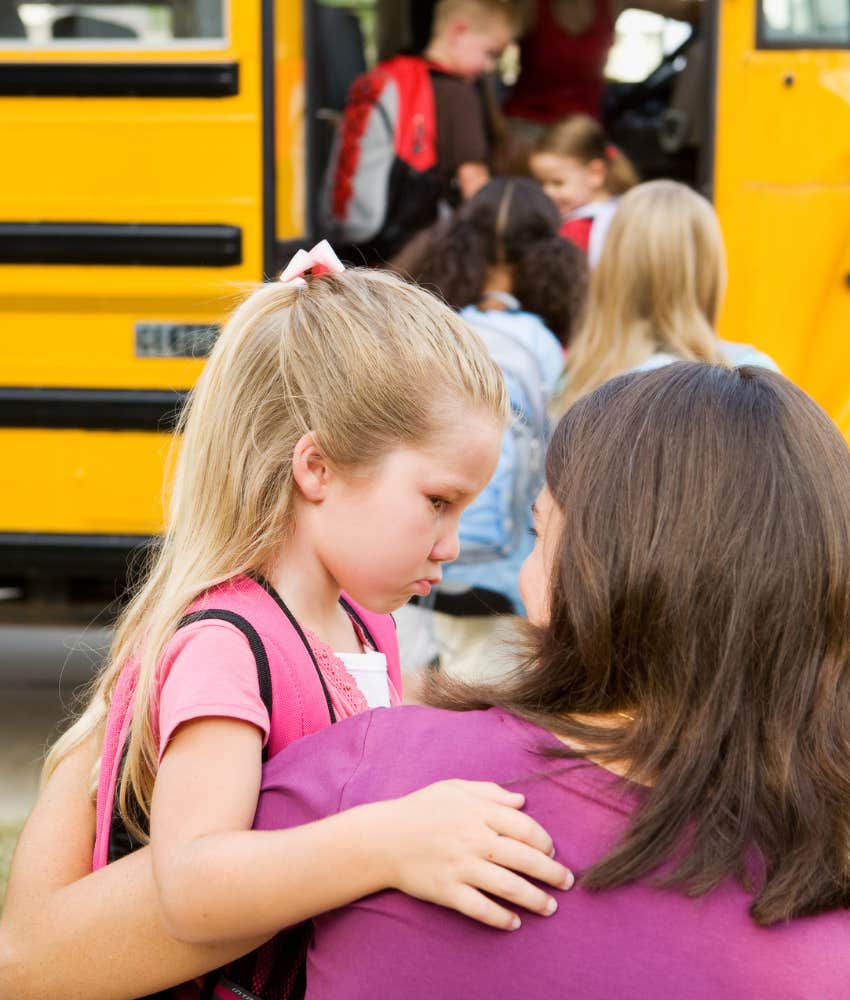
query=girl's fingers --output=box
[466,858,560,917]
[484,801,558,860]
[457,780,526,809]
[485,835,574,892]
[444,883,521,931]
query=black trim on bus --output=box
[0,532,153,574]
[0,387,187,431]
[261,0,277,277]
[303,0,320,242]
[0,223,242,267]
[700,0,721,200]
[0,62,239,98]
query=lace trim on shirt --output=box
[303,628,369,714]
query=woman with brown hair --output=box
[249,362,850,997]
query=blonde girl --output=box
[560,180,778,408]
[0,248,571,1000]
[530,113,638,265]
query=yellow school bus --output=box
[0,0,311,606]
[712,0,850,437]
[0,0,848,609]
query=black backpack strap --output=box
[108,609,275,868]
[252,573,337,724]
[337,594,379,651]
[177,609,274,745]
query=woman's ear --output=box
[291,432,331,502]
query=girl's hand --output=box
[377,779,574,930]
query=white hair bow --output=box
[279,239,345,287]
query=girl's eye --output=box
[529,526,539,538]
[429,496,448,512]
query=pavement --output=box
[0,625,111,826]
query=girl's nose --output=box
[431,528,460,564]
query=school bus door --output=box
[713,0,850,437]
[0,1,304,599]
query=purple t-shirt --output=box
[255,705,850,999]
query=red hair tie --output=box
[605,144,618,159]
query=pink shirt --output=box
[155,620,372,761]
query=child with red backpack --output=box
[321,0,520,259]
[0,245,572,1000]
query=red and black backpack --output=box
[320,55,442,258]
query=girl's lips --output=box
[413,579,439,596]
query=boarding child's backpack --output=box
[92,573,401,1000]
[320,55,442,258]
[459,309,550,564]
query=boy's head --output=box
[430,0,520,79]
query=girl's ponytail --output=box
[513,237,587,346]
[413,218,491,311]
[605,145,639,195]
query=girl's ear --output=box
[291,432,331,502]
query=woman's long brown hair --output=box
[429,362,850,925]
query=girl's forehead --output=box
[391,414,502,487]
[532,151,580,173]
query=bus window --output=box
[758,0,850,46]
[606,9,691,82]
[603,12,707,188]
[0,1,226,45]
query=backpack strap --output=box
[105,609,278,867]
[339,593,402,700]
[179,609,274,737]
[252,574,336,724]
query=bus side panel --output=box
[714,0,850,434]
[0,4,301,566]
[2,429,176,535]
[0,8,263,391]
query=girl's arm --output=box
[0,736,266,1000]
[0,719,571,998]
[151,717,572,945]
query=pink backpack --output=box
[94,573,401,868]
[92,575,401,999]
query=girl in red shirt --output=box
[530,113,638,265]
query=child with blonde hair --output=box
[0,244,571,999]
[561,180,778,407]
[530,113,638,265]
[323,0,521,258]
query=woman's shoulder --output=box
[340,704,584,797]
[634,342,780,375]
[718,340,781,372]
